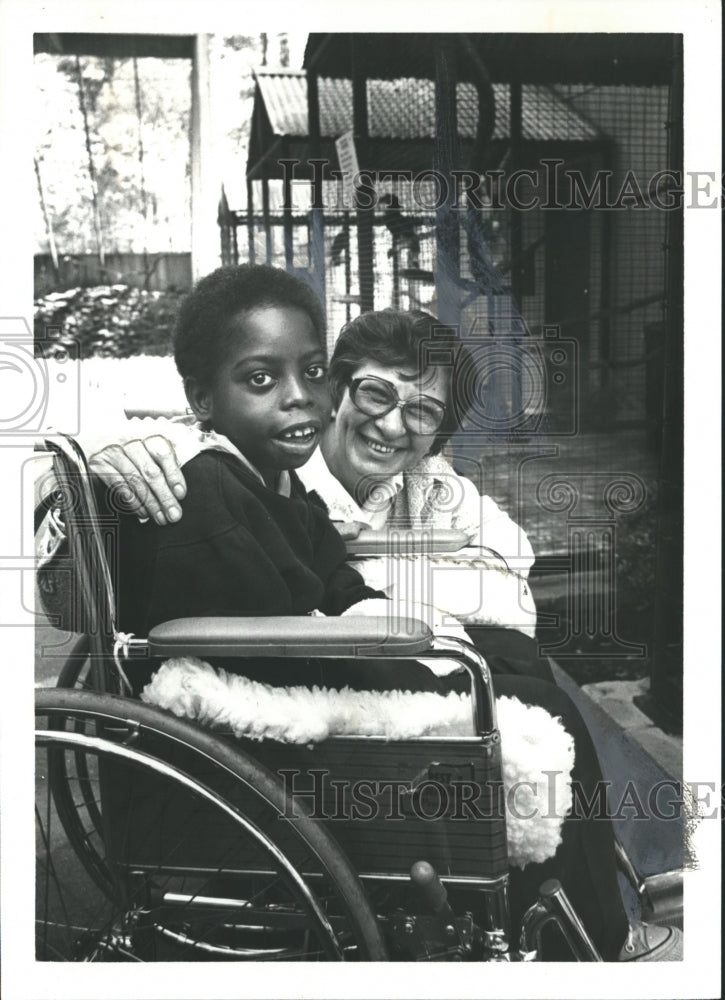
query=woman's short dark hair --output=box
[328,309,478,455]
[174,264,326,388]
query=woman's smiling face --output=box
[321,360,449,500]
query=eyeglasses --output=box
[348,376,447,435]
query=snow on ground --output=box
[80,355,187,421]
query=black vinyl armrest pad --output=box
[346,528,470,556]
[148,615,434,659]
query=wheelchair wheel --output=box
[36,689,387,962]
[51,635,117,896]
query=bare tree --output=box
[34,155,60,282]
[133,55,156,290]
[74,55,106,267]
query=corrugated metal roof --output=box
[255,70,601,143]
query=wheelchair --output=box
[34,435,677,963]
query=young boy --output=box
[116,264,384,686]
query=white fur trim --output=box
[142,658,574,868]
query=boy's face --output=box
[187,305,330,487]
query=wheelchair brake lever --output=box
[397,860,483,960]
[410,860,456,925]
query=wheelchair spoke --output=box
[36,800,73,960]
[36,690,386,962]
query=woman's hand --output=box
[89,436,186,525]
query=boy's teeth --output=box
[281,427,314,439]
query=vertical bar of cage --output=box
[262,177,272,265]
[598,142,616,389]
[508,79,524,425]
[649,36,684,728]
[306,68,327,323]
[434,36,461,330]
[343,210,352,321]
[351,36,374,313]
[246,177,255,265]
[283,169,294,271]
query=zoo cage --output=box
[219,34,683,728]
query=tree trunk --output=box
[34,155,60,282]
[133,55,151,288]
[74,55,105,268]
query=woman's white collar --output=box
[296,448,403,521]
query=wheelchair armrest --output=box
[148,615,434,659]
[345,528,469,556]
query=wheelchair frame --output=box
[35,434,607,962]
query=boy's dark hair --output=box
[174,264,326,387]
[328,309,478,455]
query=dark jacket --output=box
[117,449,381,637]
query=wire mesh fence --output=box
[222,36,682,715]
[233,73,671,434]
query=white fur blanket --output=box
[143,658,575,869]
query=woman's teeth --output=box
[364,437,396,454]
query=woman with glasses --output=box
[297,308,544,681]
